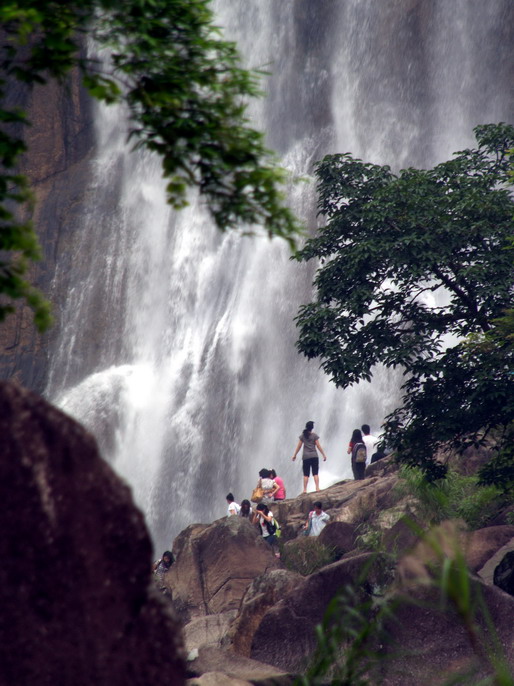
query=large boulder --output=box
[382,514,425,556]
[226,569,302,657]
[318,520,357,557]
[169,516,279,623]
[249,553,395,672]
[0,382,185,685]
[466,526,514,572]
[184,611,238,653]
[375,582,514,685]
[272,475,399,541]
[186,646,293,685]
[388,521,514,684]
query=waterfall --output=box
[45,0,514,552]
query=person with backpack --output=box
[347,428,367,480]
[255,503,281,556]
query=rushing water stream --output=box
[45,1,514,552]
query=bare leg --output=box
[303,475,309,493]
[314,474,320,492]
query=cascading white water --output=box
[46,1,514,552]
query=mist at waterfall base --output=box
[46,1,514,554]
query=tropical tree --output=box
[0,0,301,331]
[294,123,514,481]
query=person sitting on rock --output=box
[304,501,330,537]
[257,469,279,504]
[270,468,286,501]
[255,503,279,555]
[226,492,241,516]
[239,499,255,522]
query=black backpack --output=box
[265,517,281,537]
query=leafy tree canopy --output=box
[294,123,514,482]
[0,0,302,331]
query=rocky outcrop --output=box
[186,646,293,685]
[0,381,185,685]
[249,552,395,673]
[272,474,399,540]
[318,520,357,557]
[184,611,238,654]
[226,569,302,658]
[376,583,514,686]
[168,516,279,623]
[466,526,514,572]
[0,60,95,392]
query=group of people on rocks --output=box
[154,418,387,586]
[292,419,388,489]
[347,423,388,480]
[225,467,286,556]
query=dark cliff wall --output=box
[0,67,95,393]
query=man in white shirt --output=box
[305,501,330,536]
[226,492,241,516]
[361,424,380,467]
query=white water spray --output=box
[46,1,513,551]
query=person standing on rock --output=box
[292,420,327,494]
[348,428,366,480]
[226,492,241,516]
[361,424,380,469]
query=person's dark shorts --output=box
[303,457,319,477]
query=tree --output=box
[294,123,514,481]
[0,0,302,331]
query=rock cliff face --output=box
[0,381,185,685]
[0,66,95,392]
[167,516,280,623]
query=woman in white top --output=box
[255,503,279,556]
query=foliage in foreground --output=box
[0,0,302,330]
[297,523,514,686]
[395,466,510,530]
[281,537,338,576]
[294,123,514,483]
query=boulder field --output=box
[1,380,513,686]
[169,460,514,684]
